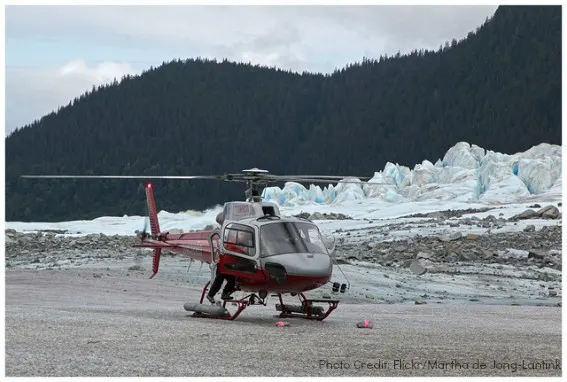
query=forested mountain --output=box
[6,5,561,222]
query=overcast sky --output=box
[5,5,498,135]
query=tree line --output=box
[5,5,561,221]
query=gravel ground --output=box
[6,268,561,377]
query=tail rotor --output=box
[135,216,149,241]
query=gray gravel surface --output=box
[6,268,561,377]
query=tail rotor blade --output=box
[142,216,149,238]
[135,210,150,241]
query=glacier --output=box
[262,142,562,207]
[5,141,562,236]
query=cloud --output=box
[6,60,138,134]
[7,5,497,63]
[57,60,136,83]
[5,5,498,134]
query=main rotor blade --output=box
[273,175,373,181]
[20,173,386,184]
[275,177,389,185]
[20,175,226,180]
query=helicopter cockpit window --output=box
[260,222,327,257]
[223,223,256,257]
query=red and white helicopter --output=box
[23,168,375,321]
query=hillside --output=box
[5,5,562,222]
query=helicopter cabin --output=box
[215,201,281,225]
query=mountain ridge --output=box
[6,5,561,221]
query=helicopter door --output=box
[220,223,258,275]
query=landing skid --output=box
[184,281,266,320]
[276,293,339,321]
[184,282,339,321]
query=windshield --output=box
[260,221,327,257]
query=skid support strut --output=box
[275,293,339,321]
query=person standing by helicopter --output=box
[206,211,257,304]
[205,210,236,304]
[206,262,236,304]
[206,229,238,304]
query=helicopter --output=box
[22,168,378,321]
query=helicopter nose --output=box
[261,252,332,279]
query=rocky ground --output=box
[336,224,561,270]
[5,203,562,306]
[328,204,562,305]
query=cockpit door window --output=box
[223,223,256,257]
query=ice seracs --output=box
[262,141,562,207]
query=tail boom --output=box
[132,232,215,264]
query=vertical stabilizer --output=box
[150,248,161,279]
[145,182,161,235]
[145,182,162,279]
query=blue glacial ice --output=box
[262,142,562,207]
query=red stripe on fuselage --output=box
[220,259,331,293]
[237,273,331,294]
